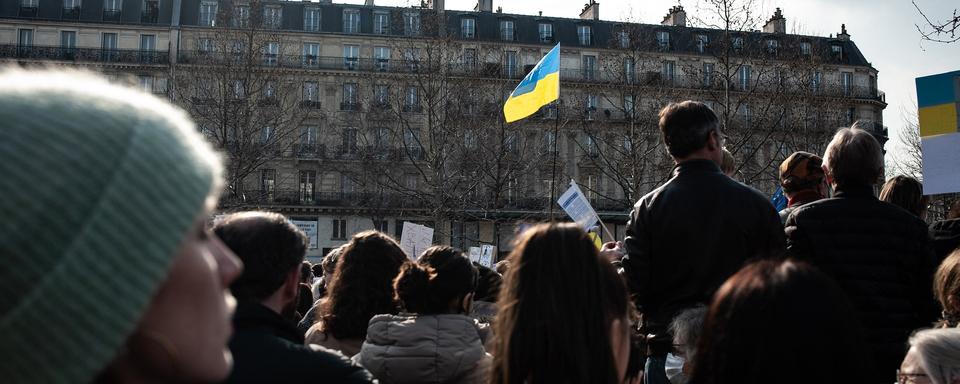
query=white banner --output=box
[479,245,496,268]
[468,247,482,263]
[399,222,434,260]
[557,180,600,230]
[290,220,318,249]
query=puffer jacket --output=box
[354,314,491,384]
[785,185,938,383]
[931,218,960,263]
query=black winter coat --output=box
[622,159,785,344]
[225,301,374,384]
[785,185,938,383]
[930,218,960,264]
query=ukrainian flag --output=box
[503,43,560,123]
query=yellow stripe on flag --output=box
[919,103,959,137]
[503,72,560,123]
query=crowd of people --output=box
[4,70,960,384]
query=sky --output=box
[339,0,960,161]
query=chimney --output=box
[837,24,850,40]
[579,0,599,21]
[364,0,374,5]
[762,8,785,34]
[427,0,444,11]
[661,5,686,27]
[474,0,492,12]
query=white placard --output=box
[399,222,434,259]
[557,180,600,230]
[468,247,482,263]
[290,220,319,249]
[479,245,496,268]
[923,133,960,195]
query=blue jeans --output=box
[645,354,669,384]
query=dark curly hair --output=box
[394,246,478,315]
[318,231,407,340]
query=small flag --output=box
[503,43,560,123]
[771,187,787,211]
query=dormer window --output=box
[657,31,670,49]
[732,36,743,51]
[500,20,515,41]
[461,18,476,39]
[831,44,843,57]
[766,39,778,54]
[539,23,553,43]
[800,41,811,55]
[696,34,708,53]
[578,25,592,46]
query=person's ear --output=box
[461,292,474,314]
[707,130,721,151]
[284,268,300,302]
[822,164,834,186]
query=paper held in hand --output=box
[557,180,615,241]
[399,222,434,260]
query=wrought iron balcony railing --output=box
[0,45,168,65]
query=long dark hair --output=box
[689,259,870,384]
[394,246,478,315]
[490,223,629,384]
[319,231,406,340]
[880,175,927,218]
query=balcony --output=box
[103,9,121,22]
[62,6,80,19]
[299,100,321,109]
[292,143,325,159]
[141,10,159,24]
[0,45,169,65]
[340,102,361,111]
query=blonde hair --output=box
[935,250,960,327]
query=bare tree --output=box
[913,0,960,44]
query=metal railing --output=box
[0,45,168,65]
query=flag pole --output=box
[548,99,560,222]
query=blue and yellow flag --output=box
[503,43,560,123]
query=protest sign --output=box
[290,220,318,249]
[399,221,434,259]
[479,245,496,268]
[468,247,482,263]
[917,70,960,194]
[557,180,600,230]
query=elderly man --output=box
[785,125,937,383]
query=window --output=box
[263,6,282,29]
[342,82,358,109]
[403,48,421,70]
[585,94,598,120]
[302,43,319,67]
[373,11,389,34]
[232,5,249,28]
[766,39,779,54]
[302,81,318,103]
[60,31,77,51]
[374,126,390,147]
[662,60,675,84]
[846,107,856,125]
[800,42,811,55]
[732,36,743,51]
[198,38,214,53]
[462,18,476,38]
[304,7,320,32]
[232,79,246,99]
[464,130,478,149]
[301,126,318,145]
[463,48,477,70]
[500,20,515,41]
[142,0,159,22]
[373,220,389,233]
[623,95,635,118]
[374,84,390,106]
[343,9,360,33]
[505,131,519,153]
[403,130,422,157]
[262,81,276,100]
[831,44,843,56]
[618,31,630,48]
[64,0,81,10]
[374,46,390,71]
[343,44,359,70]
[21,0,38,7]
[230,40,245,56]
[299,170,316,204]
[811,71,822,92]
[104,0,121,11]
[403,174,419,191]
[703,62,714,87]
[738,65,751,90]
[623,58,635,83]
[199,1,217,27]
[543,131,557,152]
[505,51,517,78]
[404,11,421,36]
[404,86,420,112]
[578,25,592,45]
[140,34,156,63]
[842,72,852,96]
[696,34,708,53]
[331,219,347,239]
[138,76,154,93]
[539,23,553,43]
[263,42,279,66]
[342,128,358,154]
[656,31,670,49]
[582,55,596,81]
[260,169,276,200]
[101,32,117,60]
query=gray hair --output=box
[909,328,960,384]
[670,305,708,360]
[822,125,884,187]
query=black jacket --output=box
[622,159,785,342]
[931,218,960,263]
[785,185,937,382]
[225,301,374,384]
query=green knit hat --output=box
[0,70,223,383]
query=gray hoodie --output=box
[354,314,491,384]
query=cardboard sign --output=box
[399,221,434,259]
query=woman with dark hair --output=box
[354,246,490,383]
[490,223,632,384]
[470,262,502,325]
[689,259,871,384]
[305,231,407,356]
[880,175,928,219]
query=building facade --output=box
[0,0,887,261]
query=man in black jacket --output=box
[785,126,937,383]
[621,101,785,384]
[213,212,373,384]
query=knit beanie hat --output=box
[779,151,825,194]
[0,70,222,383]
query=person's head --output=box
[491,223,631,384]
[690,259,869,384]
[473,261,503,303]
[822,126,884,189]
[881,175,928,218]
[658,101,723,164]
[300,261,314,284]
[321,245,344,284]
[312,263,324,278]
[212,212,307,315]
[949,200,960,220]
[779,151,827,200]
[0,69,242,383]
[668,305,708,383]
[720,148,736,177]
[320,231,407,340]
[394,246,479,315]
[935,250,960,327]
[901,328,960,384]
